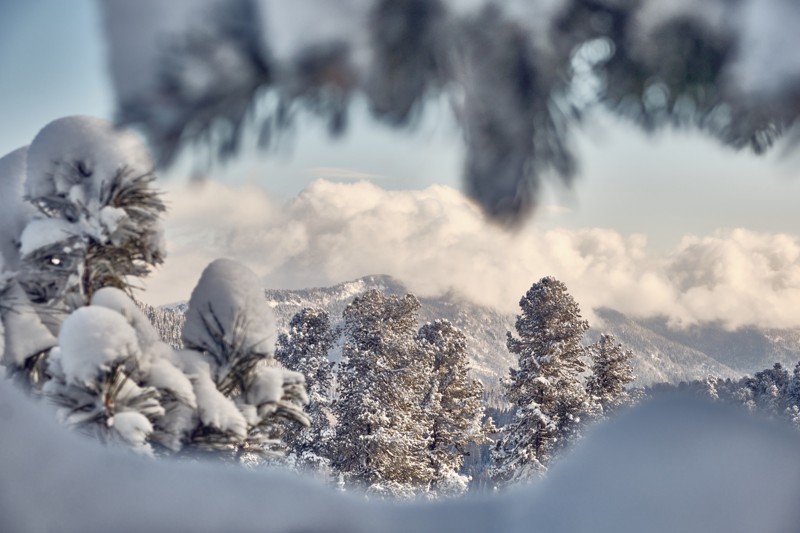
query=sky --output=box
[1,0,800,329]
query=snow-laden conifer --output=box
[42,289,196,455]
[18,116,165,311]
[0,117,166,390]
[332,289,432,498]
[491,277,592,486]
[275,307,337,475]
[180,258,309,460]
[586,333,634,416]
[417,319,489,497]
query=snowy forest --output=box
[3,0,800,531]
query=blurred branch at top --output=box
[100,0,800,225]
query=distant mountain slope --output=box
[636,316,800,374]
[155,275,800,390]
[590,310,741,386]
[265,275,517,388]
[264,277,752,388]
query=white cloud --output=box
[306,167,384,181]
[142,180,800,330]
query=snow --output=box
[177,351,247,438]
[0,283,57,367]
[246,366,307,408]
[25,116,152,202]
[111,411,154,450]
[18,218,79,257]
[148,358,197,409]
[55,306,140,386]
[91,288,167,362]
[247,366,286,405]
[2,378,800,532]
[0,146,34,269]
[183,259,276,362]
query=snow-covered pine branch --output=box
[180,258,309,460]
[1,116,165,390]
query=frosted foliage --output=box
[417,320,487,496]
[56,306,139,386]
[587,333,634,415]
[0,147,33,269]
[183,258,276,363]
[333,290,432,497]
[492,277,593,486]
[275,307,336,473]
[25,116,152,201]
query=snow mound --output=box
[25,116,152,202]
[3,378,800,532]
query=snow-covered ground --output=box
[3,378,799,532]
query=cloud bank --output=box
[143,180,800,330]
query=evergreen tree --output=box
[275,307,337,475]
[586,333,634,416]
[180,259,309,461]
[1,116,166,389]
[491,277,592,486]
[332,289,431,499]
[417,319,489,497]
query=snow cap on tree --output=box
[91,287,196,408]
[25,116,152,202]
[54,306,140,387]
[45,305,165,454]
[183,258,276,364]
[17,116,165,309]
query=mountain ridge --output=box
[159,274,800,390]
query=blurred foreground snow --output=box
[2,378,799,532]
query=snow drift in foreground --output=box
[2,379,799,532]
